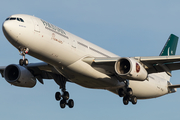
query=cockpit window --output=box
[5,17,24,22]
[20,18,24,22]
[10,17,16,20]
[17,18,20,21]
[5,18,10,21]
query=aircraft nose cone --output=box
[2,21,18,42]
[2,21,11,36]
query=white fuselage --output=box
[2,14,172,99]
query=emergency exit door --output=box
[31,17,40,32]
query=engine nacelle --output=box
[115,57,148,81]
[4,64,36,88]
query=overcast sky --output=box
[0,1,180,120]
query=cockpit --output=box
[5,17,24,22]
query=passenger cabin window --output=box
[5,17,24,22]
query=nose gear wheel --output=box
[19,59,29,66]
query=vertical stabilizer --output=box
[159,34,179,56]
[158,34,179,80]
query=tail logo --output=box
[168,47,174,56]
[168,47,170,56]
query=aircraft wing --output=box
[83,55,180,76]
[134,55,180,74]
[0,62,61,84]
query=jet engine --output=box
[115,57,148,81]
[4,64,36,88]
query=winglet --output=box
[159,34,179,56]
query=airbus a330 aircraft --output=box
[2,14,180,109]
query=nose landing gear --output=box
[19,48,29,66]
[19,58,29,66]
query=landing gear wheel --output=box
[123,96,129,105]
[127,88,133,96]
[54,75,74,109]
[55,90,74,109]
[23,59,29,66]
[63,91,69,100]
[19,59,29,66]
[68,99,74,108]
[19,59,24,66]
[118,88,125,97]
[55,92,61,101]
[60,99,66,109]
[131,96,137,105]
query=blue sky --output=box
[0,0,180,120]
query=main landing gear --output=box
[118,87,137,105]
[55,90,74,108]
[19,48,29,66]
[52,74,74,109]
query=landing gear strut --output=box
[19,48,29,66]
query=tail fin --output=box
[158,34,179,80]
[159,34,179,56]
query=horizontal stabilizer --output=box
[168,84,180,88]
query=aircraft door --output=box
[72,40,77,48]
[31,17,40,32]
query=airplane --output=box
[2,14,180,109]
